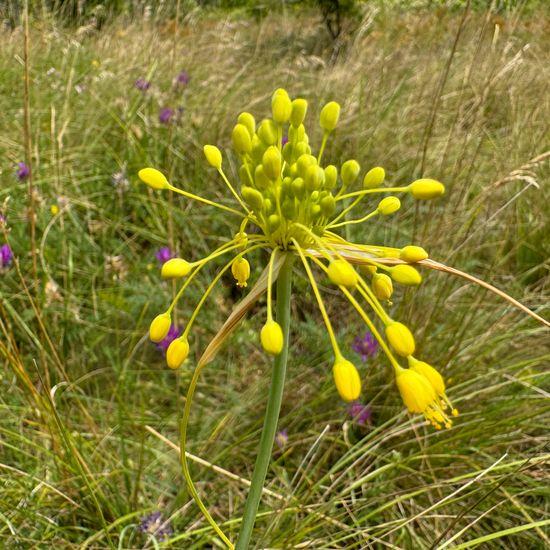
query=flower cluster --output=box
[139,88,458,429]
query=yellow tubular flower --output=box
[333,358,361,402]
[390,264,422,286]
[327,259,358,288]
[167,337,190,369]
[372,272,393,301]
[385,321,415,357]
[231,257,251,288]
[149,313,171,343]
[260,320,284,355]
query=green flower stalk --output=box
[137,88,549,547]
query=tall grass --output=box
[0,4,549,548]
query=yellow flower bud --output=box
[305,165,325,191]
[390,264,422,286]
[290,98,308,128]
[372,272,393,300]
[149,313,171,343]
[262,146,282,180]
[377,196,401,215]
[363,167,385,189]
[320,194,336,217]
[161,258,193,279]
[320,101,341,132]
[241,186,264,210]
[260,320,284,355]
[258,119,278,145]
[408,356,445,396]
[232,123,252,154]
[332,358,361,402]
[231,257,250,288]
[327,259,358,288]
[272,88,292,124]
[203,145,222,169]
[396,367,436,414]
[341,160,360,187]
[409,178,445,199]
[296,154,316,178]
[324,165,338,189]
[268,214,281,231]
[400,245,428,263]
[385,321,416,357]
[237,112,255,137]
[166,337,190,369]
[138,167,169,190]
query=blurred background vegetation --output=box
[0,0,549,548]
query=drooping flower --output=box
[352,331,379,362]
[16,162,30,181]
[159,107,175,124]
[138,511,173,540]
[0,244,12,268]
[348,402,372,426]
[134,77,151,91]
[155,247,175,265]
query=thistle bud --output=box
[320,101,341,132]
[400,245,428,263]
[260,320,284,355]
[149,313,171,343]
[324,165,338,190]
[377,196,401,216]
[161,258,193,278]
[232,123,252,154]
[258,119,278,145]
[390,265,422,286]
[166,337,190,369]
[332,358,361,402]
[372,273,393,300]
[241,186,264,210]
[237,112,256,137]
[262,146,282,180]
[138,167,169,190]
[341,160,360,187]
[272,88,292,124]
[290,98,308,127]
[385,321,415,357]
[231,257,250,288]
[409,178,445,199]
[363,167,385,189]
[203,145,222,169]
[327,259,357,288]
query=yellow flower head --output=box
[231,257,251,288]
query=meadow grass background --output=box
[1,1,549,548]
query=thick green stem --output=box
[235,253,294,549]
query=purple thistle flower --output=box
[159,107,175,124]
[156,323,181,353]
[352,331,379,362]
[16,162,30,181]
[138,511,173,540]
[348,402,372,427]
[176,70,190,86]
[0,244,12,268]
[275,429,288,450]
[134,77,151,92]
[155,247,174,265]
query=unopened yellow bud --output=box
[324,165,338,189]
[232,124,252,154]
[363,167,385,189]
[161,258,193,279]
[320,101,341,132]
[390,264,422,286]
[241,186,264,210]
[290,98,308,128]
[372,273,393,300]
[272,88,292,124]
[377,196,401,215]
[268,214,281,231]
[320,194,336,217]
[203,145,222,169]
[408,356,445,396]
[332,358,361,401]
[166,337,190,369]
[341,160,360,187]
[400,245,428,263]
[138,167,169,190]
[305,165,325,191]
[396,367,436,414]
[237,112,255,137]
[231,257,250,288]
[258,119,278,145]
[260,320,284,355]
[409,178,445,199]
[262,146,282,180]
[386,321,415,357]
[327,259,357,288]
[149,313,171,343]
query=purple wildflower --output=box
[156,323,181,353]
[16,162,30,181]
[0,244,12,268]
[281,135,289,147]
[134,77,151,92]
[159,107,175,124]
[352,331,379,362]
[275,429,288,450]
[176,70,190,86]
[155,247,174,265]
[348,402,372,426]
[138,511,173,540]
